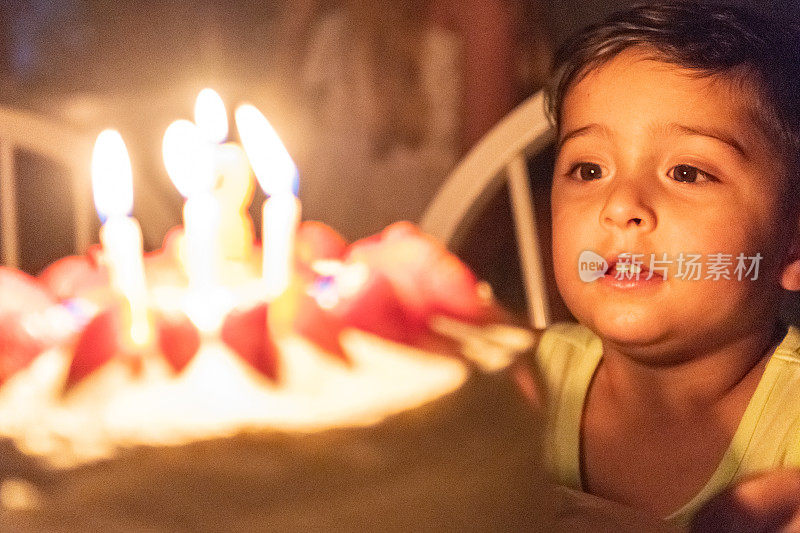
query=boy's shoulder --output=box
[732,325,800,471]
[772,325,800,364]
[764,325,800,433]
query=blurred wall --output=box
[1,0,799,278]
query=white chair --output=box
[0,107,95,268]
[420,91,555,330]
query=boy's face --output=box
[551,49,797,360]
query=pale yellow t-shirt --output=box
[535,322,800,529]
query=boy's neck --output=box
[598,321,786,417]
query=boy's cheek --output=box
[551,233,584,282]
[551,241,593,314]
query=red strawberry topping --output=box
[66,306,121,389]
[329,270,423,344]
[221,303,280,381]
[156,312,201,373]
[38,245,109,302]
[346,222,491,325]
[294,287,347,357]
[295,221,348,279]
[0,267,59,384]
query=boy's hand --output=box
[691,469,800,532]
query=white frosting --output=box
[0,328,469,468]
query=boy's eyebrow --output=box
[557,122,749,159]
[665,123,748,159]
[557,124,609,150]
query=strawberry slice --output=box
[0,329,47,386]
[0,268,59,385]
[66,306,121,389]
[380,220,422,242]
[340,273,424,344]
[221,303,280,381]
[348,230,420,303]
[330,269,424,344]
[295,221,348,278]
[1,266,57,313]
[38,247,110,302]
[422,246,491,323]
[156,312,201,373]
[347,222,491,324]
[294,285,347,357]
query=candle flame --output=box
[163,120,216,198]
[194,88,228,144]
[234,104,298,197]
[92,130,134,220]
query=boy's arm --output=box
[691,469,800,532]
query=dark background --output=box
[0,0,798,324]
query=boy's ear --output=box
[782,219,800,291]
[783,259,800,291]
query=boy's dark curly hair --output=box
[545,1,800,184]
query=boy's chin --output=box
[581,310,673,350]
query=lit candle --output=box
[194,88,255,262]
[214,143,256,263]
[162,119,219,291]
[235,104,300,302]
[91,130,150,347]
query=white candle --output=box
[235,104,300,302]
[214,143,255,262]
[194,88,256,262]
[182,191,220,289]
[262,193,301,301]
[162,119,219,290]
[91,130,150,347]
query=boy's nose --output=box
[599,182,657,232]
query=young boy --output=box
[528,1,800,529]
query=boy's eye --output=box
[669,164,716,183]
[570,162,604,181]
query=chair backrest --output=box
[420,91,555,329]
[0,107,95,269]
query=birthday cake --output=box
[0,219,552,531]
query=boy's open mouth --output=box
[604,256,665,280]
